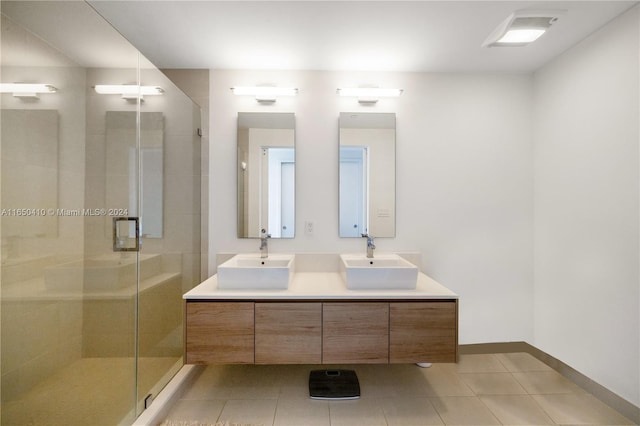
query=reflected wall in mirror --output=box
[106,111,164,238]
[237,112,295,238]
[339,112,396,238]
[1,109,59,240]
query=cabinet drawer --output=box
[255,302,322,364]
[389,301,457,363]
[323,302,389,364]
[185,302,254,364]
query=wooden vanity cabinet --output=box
[322,302,389,363]
[185,302,254,364]
[389,301,458,363]
[255,302,322,364]
[185,299,458,365]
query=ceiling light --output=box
[497,29,547,44]
[94,84,164,99]
[0,83,57,98]
[231,86,298,103]
[337,87,403,104]
[483,9,566,47]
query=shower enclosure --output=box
[1,2,202,424]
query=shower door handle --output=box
[113,216,140,252]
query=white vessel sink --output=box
[340,253,418,290]
[217,254,294,289]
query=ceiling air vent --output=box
[483,9,566,47]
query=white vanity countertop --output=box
[183,271,458,300]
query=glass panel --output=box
[136,57,201,413]
[0,1,141,423]
[1,2,200,424]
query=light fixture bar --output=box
[0,83,57,98]
[94,85,164,96]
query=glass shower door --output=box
[1,2,201,424]
[135,59,202,413]
[0,2,141,424]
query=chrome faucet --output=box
[362,234,376,258]
[259,234,271,258]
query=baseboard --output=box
[460,342,640,424]
[459,341,532,355]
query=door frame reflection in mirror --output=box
[237,112,295,239]
[339,112,396,238]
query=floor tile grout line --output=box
[269,394,281,426]
[426,396,445,424]
[508,370,529,395]
[493,353,513,373]
[379,399,391,426]
[476,392,561,426]
[425,396,448,426]
[215,399,229,425]
[527,393,563,425]
[468,392,506,425]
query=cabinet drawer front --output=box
[323,302,389,364]
[255,302,322,364]
[390,301,457,363]
[185,302,254,364]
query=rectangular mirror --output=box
[106,111,164,238]
[1,109,59,239]
[339,112,396,238]
[237,112,295,238]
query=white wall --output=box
[209,70,534,344]
[533,6,639,407]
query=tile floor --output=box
[160,353,636,426]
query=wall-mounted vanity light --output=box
[482,9,566,47]
[0,83,57,99]
[337,87,403,104]
[94,84,164,100]
[230,86,298,103]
